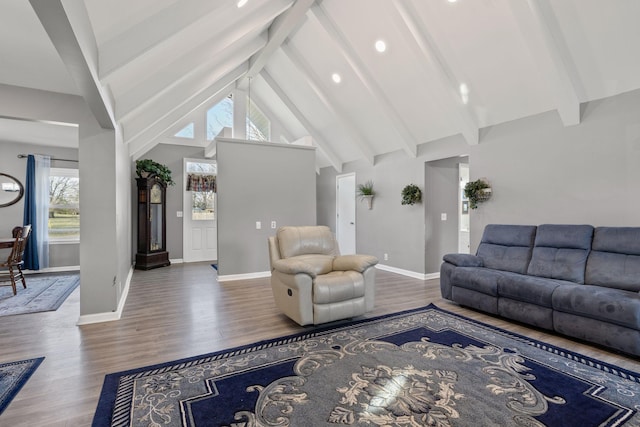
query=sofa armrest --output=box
[333,254,378,273]
[272,258,317,277]
[442,253,483,268]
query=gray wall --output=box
[317,140,470,275]
[468,88,640,250]
[317,88,640,274]
[137,144,206,259]
[425,157,468,273]
[0,141,80,268]
[217,138,316,275]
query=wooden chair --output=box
[0,225,31,295]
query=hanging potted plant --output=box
[135,159,175,186]
[464,178,492,209]
[401,184,422,205]
[356,180,375,210]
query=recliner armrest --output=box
[333,254,378,273]
[442,253,483,267]
[272,259,318,277]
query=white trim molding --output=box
[24,265,80,274]
[217,271,271,282]
[376,264,440,281]
[76,266,134,325]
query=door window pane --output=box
[192,192,215,220]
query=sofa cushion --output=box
[527,224,593,284]
[313,271,364,304]
[476,224,537,274]
[451,267,509,297]
[585,227,640,292]
[552,284,640,331]
[497,275,573,307]
[277,226,338,258]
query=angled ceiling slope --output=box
[2,0,640,170]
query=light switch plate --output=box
[441,213,447,221]
[176,211,183,218]
[256,221,261,229]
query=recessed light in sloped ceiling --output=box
[375,39,387,53]
[237,0,248,8]
[331,73,342,84]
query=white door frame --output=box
[183,158,218,263]
[336,172,356,254]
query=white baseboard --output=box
[376,264,440,281]
[76,265,134,325]
[169,258,183,264]
[24,265,80,274]
[217,271,271,282]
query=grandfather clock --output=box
[135,177,170,270]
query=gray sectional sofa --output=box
[440,224,640,356]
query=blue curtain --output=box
[23,155,39,270]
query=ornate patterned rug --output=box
[0,357,44,415]
[0,273,79,317]
[93,304,640,426]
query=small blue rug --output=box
[0,357,44,415]
[0,274,79,317]
[93,304,640,426]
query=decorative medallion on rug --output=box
[93,304,640,427]
[0,274,79,317]
[0,357,44,415]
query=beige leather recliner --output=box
[268,225,378,326]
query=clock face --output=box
[150,184,162,204]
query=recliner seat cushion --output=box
[527,224,593,283]
[277,226,338,258]
[313,271,365,304]
[552,284,640,330]
[586,227,640,292]
[497,275,573,307]
[476,224,537,274]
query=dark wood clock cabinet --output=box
[135,177,170,270]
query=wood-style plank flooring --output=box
[2,263,639,426]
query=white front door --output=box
[336,173,356,254]
[183,159,217,262]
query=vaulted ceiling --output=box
[2,0,640,171]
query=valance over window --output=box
[186,174,216,192]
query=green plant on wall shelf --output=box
[464,178,492,209]
[357,180,375,209]
[136,159,175,186]
[401,184,422,205]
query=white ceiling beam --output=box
[127,64,246,159]
[392,0,479,146]
[101,0,293,83]
[238,0,315,88]
[118,32,267,122]
[123,38,262,141]
[311,3,417,157]
[261,70,342,173]
[510,0,582,126]
[281,42,375,165]
[29,0,115,129]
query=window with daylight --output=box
[207,95,234,140]
[186,162,217,221]
[174,122,195,139]
[49,168,79,241]
[247,98,270,141]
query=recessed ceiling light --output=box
[332,73,342,84]
[375,40,387,53]
[459,83,469,104]
[447,0,458,3]
[237,0,248,8]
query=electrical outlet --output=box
[271,221,277,229]
[441,213,447,221]
[384,253,389,261]
[176,211,183,218]
[256,221,261,229]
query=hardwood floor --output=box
[2,263,639,426]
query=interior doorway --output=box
[459,163,470,254]
[183,159,217,263]
[336,173,356,254]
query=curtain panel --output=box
[186,174,216,192]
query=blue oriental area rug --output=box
[0,357,44,415]
[93,304,640,426]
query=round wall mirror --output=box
[0,173,25,208]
